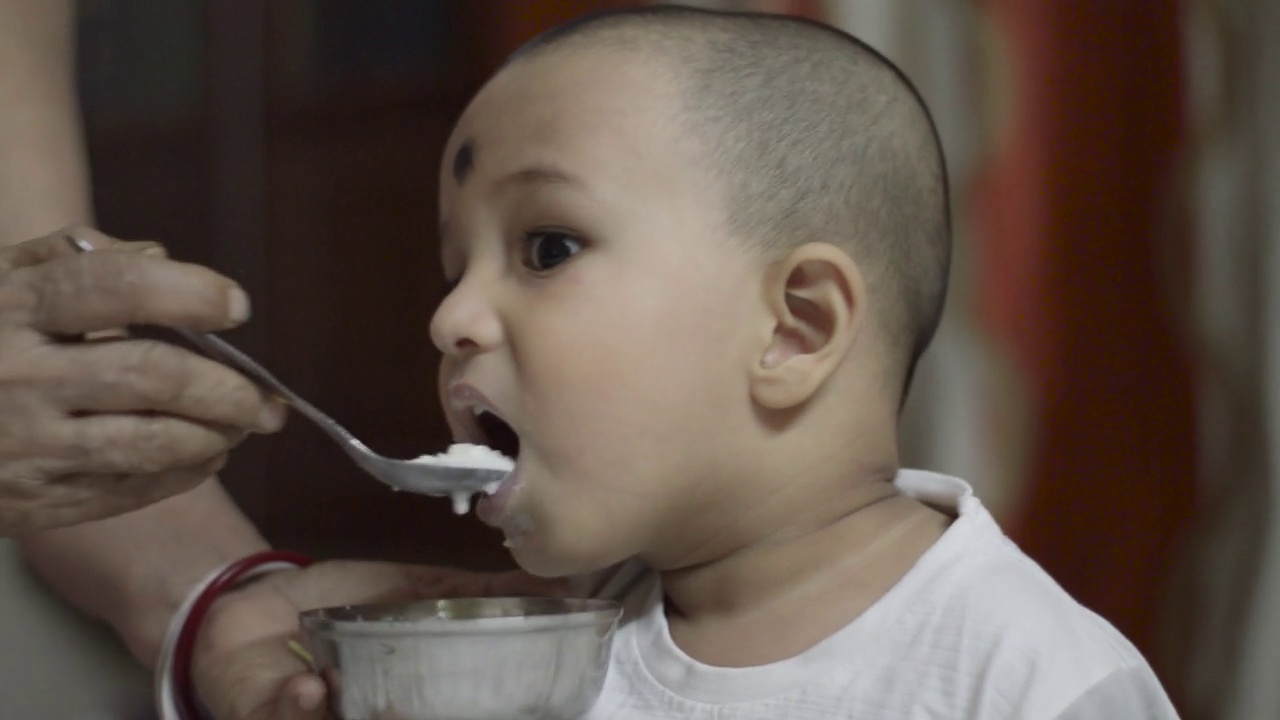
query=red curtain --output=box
[974,1,1197,676]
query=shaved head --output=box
[506,6,951,401]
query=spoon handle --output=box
[171,327,368,451]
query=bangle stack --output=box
[155,550,314,720]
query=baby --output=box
[430,6,1179,719]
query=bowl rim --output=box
[298,596,622,636]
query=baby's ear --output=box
[750,243,865,410]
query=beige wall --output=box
[0,541,148,718]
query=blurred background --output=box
[3,1,1275,718]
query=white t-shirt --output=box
[581,470,1180,719]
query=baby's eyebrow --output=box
[495,165,584,192]
[437,163,588,243]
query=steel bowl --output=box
[299,596,621,720]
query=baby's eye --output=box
[521,230,583,272]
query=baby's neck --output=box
[657,477,951,668]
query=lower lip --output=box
[476,465,522,526]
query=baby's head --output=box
[431,7,950,576]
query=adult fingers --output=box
[0,455,222,535]
[4,251,250,336]
[49,414,244,477]
[486,569,573,597]
[46,339,285,433]
[0,226,161,272]
[273,560,428,611]
[401,566,570,600]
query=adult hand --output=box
[0,226,285,534]
[193,560,570,720]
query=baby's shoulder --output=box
[918,533,1140,661]
[795,530,1170,718]
[877,531,1155,710]
[871,480,1147,675]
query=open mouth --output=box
[475,410,521,460]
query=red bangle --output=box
[172,550,314,719]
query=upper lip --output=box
[446,381,500,417]
[444,381,513,447]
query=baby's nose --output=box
[429,279,503,356]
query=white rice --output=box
[410,444,513,515]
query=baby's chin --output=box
[495,471,642,578]
[506,524,629,580]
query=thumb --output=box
[275,672,330,720]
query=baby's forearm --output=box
[18,479,269,668]
[0,0,94,244]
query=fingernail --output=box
[141,244,167,257]
[227,287,251,324]
[255,399,287,433]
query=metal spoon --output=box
[66,235,508,498]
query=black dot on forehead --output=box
[452,140,476,183]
